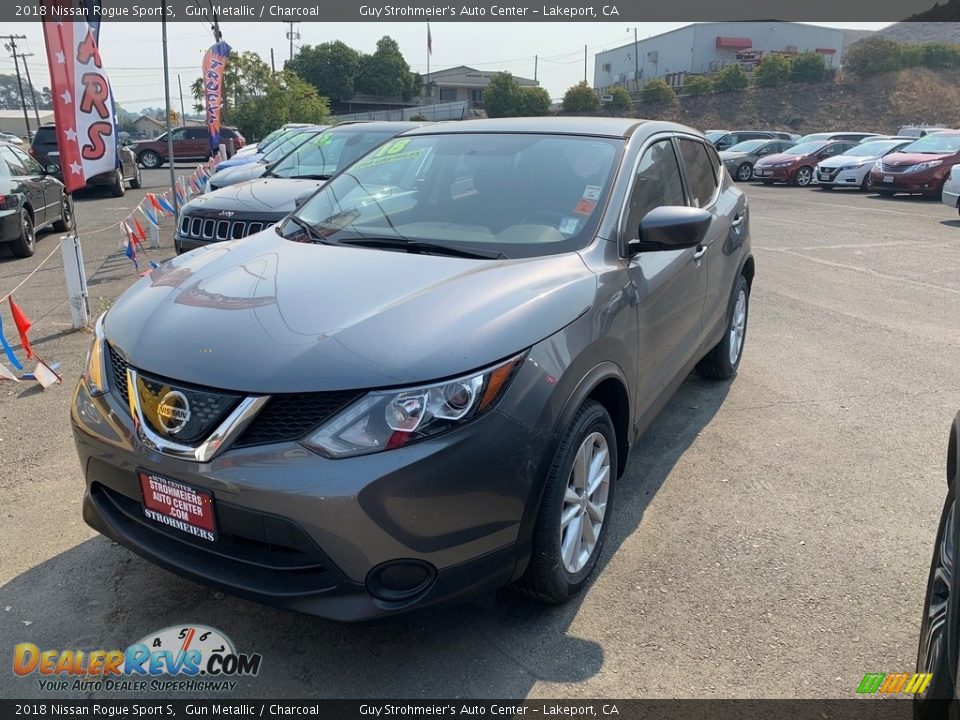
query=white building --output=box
[0,109,55,140]
[594,22,864,92]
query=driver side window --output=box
[624,139,685,239]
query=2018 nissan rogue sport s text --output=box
[71,118,755,621]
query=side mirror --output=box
[629,206,712,254]
[121,139,133,147]
[45,163,60,175]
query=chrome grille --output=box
[178,215,270,242]
[134,371,242,444]
[881,162,909,173]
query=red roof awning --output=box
[716,36,753,49]
[815,47,837,54]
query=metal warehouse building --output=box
[594,22,866,92]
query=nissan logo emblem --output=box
[157,391,191,435]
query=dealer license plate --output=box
[139,471,217,542]
[884,175,894,183]
[756,170,769,177]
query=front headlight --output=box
[773,162,793,168]
[303,353,525,458]
[909,159,944,172]
[83,313,108,396]
[841,161,868,170]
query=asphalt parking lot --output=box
[1,169,958,699]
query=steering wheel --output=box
[521,210,567,225]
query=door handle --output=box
[693,245,707,261]
[731,213,745,229]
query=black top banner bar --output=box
[6,0,960,23]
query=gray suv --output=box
[72,118,754,621]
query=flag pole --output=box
[161,4,178,218]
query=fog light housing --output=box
[367,560,437,602]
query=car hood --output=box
[881,152,954,167]
[217,152,264,170]
[754,152,805,166]
[208,162,269,189]
[183,178,326,218]
[104,234,597,393]
[818,153,876,168]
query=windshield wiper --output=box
[284,215,327,243]
[334,237,506,259]
[293,174,333,180]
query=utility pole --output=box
[584,44,587,84]
[177,74,186,122]
[19,52,41,126]
[1,35,31,141]
[286,21,300,63]
[628,27,639,90]
[161,5,178,216]
[534,54,538,83]
[270,48,276,73]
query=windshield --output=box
[725,140,767,153]
[271,128,404,179]
[262,130,321,163]
[844,140,904,157]
[288,133,622,259]
[257,128,303,156]
[901,133,960,154]
[782,141,827,156]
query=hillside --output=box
[878,19,960,43]
[634,67,960,135]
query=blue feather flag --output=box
[0,312,24,371]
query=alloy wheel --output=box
[22,215,34,251]
[61,195,72,228]
[728,288,747,366]
[737,163,753,182]
[796,168,812,186]
[560,431,610,574]
[920,499,955,695]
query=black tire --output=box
[517,399,616,604]
[138,150,161,169]
[696,274,750,380]
[110,168,125,197]
[914,483,960,720]
[9,210,35,258]
[735,163,753,182]
[129,163,142,189]
[52,193,73,232]
[860,174,872,192]
[793,166,813,187]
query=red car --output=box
[131,126,245,169]
[867,130,960,198]
[751,139,859,186]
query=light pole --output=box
[627,27,639,90]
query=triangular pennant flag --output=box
[139,203,158,227]
[21,361,61,381]
[148,193,165,214]
[0,362,19,382]
[8,297,33,360]
[125,237,138,271]
[157,193,176,216]
[149,260,160,270]
[32,357,61,389]
[0,312,23,371]
[132,218,148,249]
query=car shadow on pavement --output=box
[939,219,960,228]
[0,374,729,699]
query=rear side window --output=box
[0,146,27,175]
[33,127,56,146]
[624,139,686,237]
[186,128,208,140]
[677,138,718,208]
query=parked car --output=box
[72,117,754,621]
[29,124,141,196]
[175,122,424,253]
[898,125,953,138]
[720,138,796,182]
[710,130,795,152]
[205,127,328,190]
[752,139,859,186]
[0,141,72,258]
[913,412,960,717]
[814,138,913,191]
[942,164,960,213]
[796,132,881,144]
[705,130,730,143]
[211,126,320,172]
[867,130,960,198]
[131,126,245,168]
[0,131,23,145]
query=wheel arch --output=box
[948,411,960,488]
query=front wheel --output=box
[52,193,73,232]
[696,274,749,380]
[793,166,813,187]
[110,168,125,197]
[736,163,753,182]
[517,400,616,604]
[129,163,142,189]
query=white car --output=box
[815,138,913,191]
[943,164,960,213]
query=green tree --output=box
[713,64,749,92]
[682,75,712,95]
[844,37,903,76]
[641,78,676,103]
[520,86,552,116]
[791,52,827,82]
[756,53,791,87]
[562,81,600,113]
[921,42,960,68]
[230,70,330,140]
[287,41,362,104]
[605,86,633,112]
[0,74,51,112]
[357,36,416,100]
[901,44,924,68]
[483,72,525,117]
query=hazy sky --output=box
[2,21,891,111]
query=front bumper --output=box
[868,169,945,195]
[816,165,869,187]
[71,374,546,621]
[752,166,794,182]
